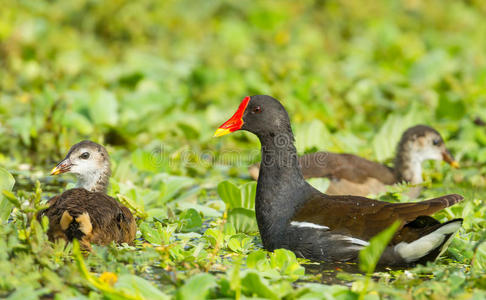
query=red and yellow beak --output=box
[213,96,251,137]
[50,159,72,175]
[442,150,459,169]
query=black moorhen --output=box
[214,95,463,266]
[248,125,458,199]
[38,140,136,250]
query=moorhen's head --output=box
[397,125,458,168]
[50,140,111,192]
[214,95,292,138]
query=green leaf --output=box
[177,122,200,139]
[218,180,256,211]
[90,90,119,126]
[5,285,48,300]
[176,273,217,300]
[179,208,203,233]
[472,232,486,272]
[359,221,401,274]
[270,249,305,279]
[217,181,241,210]
[227,234,253,254]
[218,181,258,233]
[240,182,257,210]
[63,112,94,135]
[436,94,466,121]
[409,50,452,86]
[241,272,278,300]
[2,190,21,208]
[131,149,161,173]
[295,120,333,153]
[114,274,169,300]
[139,222,163,245]
[203,228,224,248]
[223,222,236,236]
[227,237,242,253]
[159,175,194,204]
[227,208,258,234]
[247,250,268,270]
[8,117,33,146]
[295,283,355,299]
[474,242,486,272]
[117,193,147,219]
[0,167,15,223]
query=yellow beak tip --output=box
[50,167,61,175]
[451,161,460,169]
[213,128,231,138]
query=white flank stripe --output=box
[395,221,461,262]
[348,237,370,246]
[290,221,329,230]
[290,222,369,247]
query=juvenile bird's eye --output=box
[80,152,90,159]
[432,139,441,146]
[252,105,262,114]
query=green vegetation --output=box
[1,0,486,298]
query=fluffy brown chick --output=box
[39,140,136,250]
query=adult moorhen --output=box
[215,95,463,266]
[248,125,458,199]
[38,140,136,250]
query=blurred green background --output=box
[2,0,486,169]
[1,0,486,298]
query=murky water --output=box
[303,261,363,285]
[303,261,406,285]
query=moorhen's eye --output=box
[252,105,263,114]
[432,139,441,146]
[80,152,90,159]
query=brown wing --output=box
[292,193,463,242]
[299,152,396,184]
[249,152,397,185]
[40,188,136,247]
[325,177,388,196]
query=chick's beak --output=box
[442,150,459,168]
[50,159,72,175]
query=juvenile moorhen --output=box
[248,125,458,198]
[38,140,136,250]
[215,95,463,266]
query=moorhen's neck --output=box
[76,164,111,193]
[259,132,307,183]
[255,129,313,250]
[394,142,423,185]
